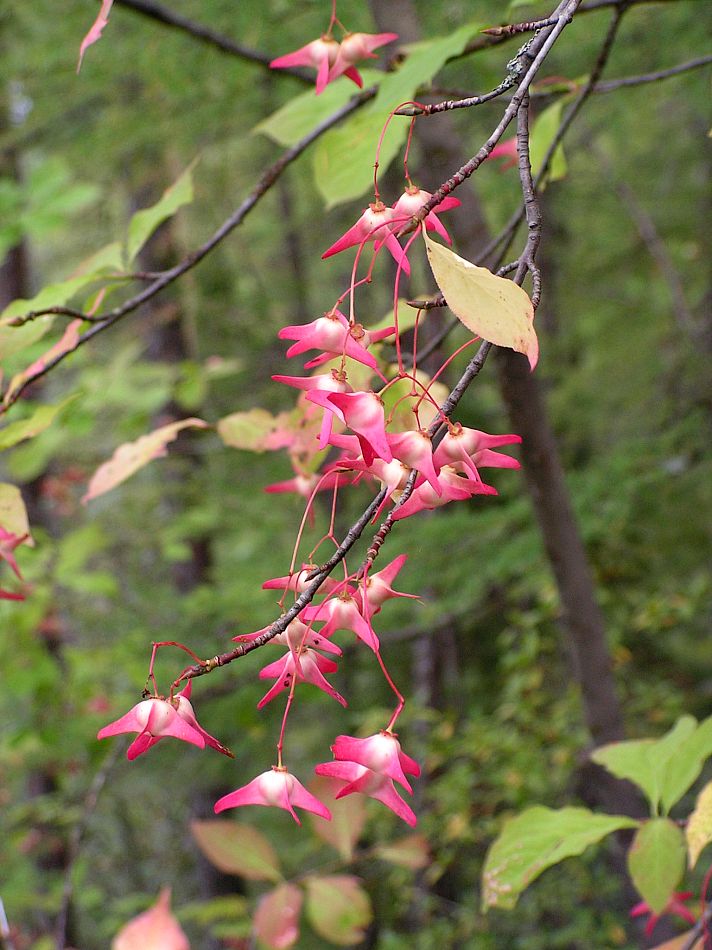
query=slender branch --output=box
[173,486,389,684]
[0,90,371,412]
[7,306,102,327]
[514,93,543,307]
[113,0,311,83]
[482,18,559,37]
[454,0,680,63]
[420,53,712,107]
[594,53,712,91]
[402,0,582,227]
[475,0,632,274]
[680,905,712,950]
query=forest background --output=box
[0,0,711,947]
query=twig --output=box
[594,53,712,91]
[400,0,582,228]
[406,295,446,310]
[0,91,371,413]
[482,18,559,37]
[7,306,103,327]
[514,94,543,307]
[475,0,632,272]
[454,0,678,63]
[419,53,711,106]
[172,486,390,684]
[681,904,712,950]
[114,0,311,83]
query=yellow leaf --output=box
[83,418,208,503]
[686,779,712,868]
[651,932,698,950]
[422,231,538,369]
[0,483,32,545]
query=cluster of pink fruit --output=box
[97,12,523,829]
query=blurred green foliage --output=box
[0,1,710,947]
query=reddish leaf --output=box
[82,418,208,503]
[375,834,430,870]
[4,321,82,406]
[78,0,115,72]
[308,775,366,861]
[112,887,189,950]
[304,875,372,946]
[191,820,282,882]
[253,883,303,949]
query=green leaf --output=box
[0,394,79,451]
[314,23,481,208]
[686,780,712,868]
[529,99,568,183]
[481,806,638,910]
[423,231,538,368]
[304,875,372,946]
[217,409,287,452]
[660,716,712,813]
[374,834,430,870]
[126,162,196,264]
[627,818,686,914]
[591,715,712,814]
[254,69,382,147]
[0,241,123,359]
[0,482,31,541]
[253,883,302,950]
[178,895,248,925]
[82,417,208,503]
[308,775,366,862]
[190,821,282,883]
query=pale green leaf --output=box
[592,715,710,814]
[0,241,123,358]
[217,409,286,452]
[529,99,568,183]
[481,806,638,910]
[304,876,372,946]
[628,818,686,914]
[191,821,282,883]
[73,240,124,277]
[423,231,538,368]
[253,883,302,950]
[0,394,79,451]
[686,780,712,868]
[254,69,382,147]
[661,716,712,813]
[126,162,196,264]
[82,418,208,503]
[0,483,31,542]
[314,23,482,208]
